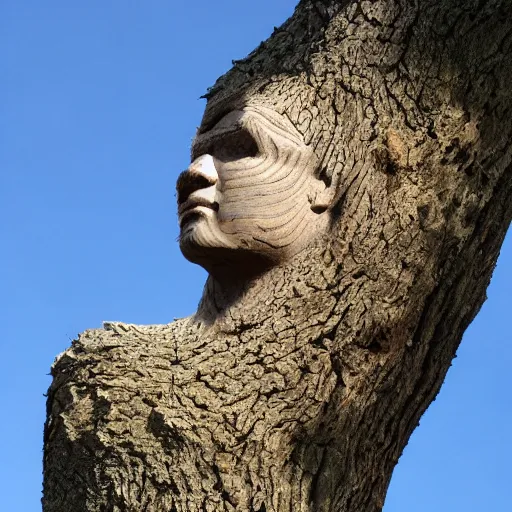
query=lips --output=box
[178,197,219,227]
[179,197,219,216]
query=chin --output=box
[179,218,213,261]
[179,223,277,277]
[179,214,234,267]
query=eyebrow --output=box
[198,88,251,134]
[191,121,244,160]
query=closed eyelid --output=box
[192,110,248,150]
[192,124,241,156]
[192,120,260,162]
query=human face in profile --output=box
[176,106,329,276]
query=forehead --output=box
[198,90,248,133]
[193,104,306,156]
[200,92,299,131]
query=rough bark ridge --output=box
[44,1,512,511]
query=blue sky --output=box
[1,2,510,510]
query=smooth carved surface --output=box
[177,106,329,275]
[43,1,512,511]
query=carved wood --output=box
[177,106,329,276]
[43,1,512,511]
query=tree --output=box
[43,1,512,510]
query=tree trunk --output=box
[43,1,512,511]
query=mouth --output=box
[178,199,219,228]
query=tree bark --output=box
[43,1,512,511]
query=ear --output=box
[309,176,336,214]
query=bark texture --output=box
[44,1,512,511]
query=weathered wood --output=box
[43,1,512,510]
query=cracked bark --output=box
[43,1,512,511]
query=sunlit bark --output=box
[44,1,512,510]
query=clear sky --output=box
[1,2,510,511]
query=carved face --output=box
[176,105,330,275]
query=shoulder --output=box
[51,318,194,376]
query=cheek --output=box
[216,151,317,239]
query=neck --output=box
[194,236,337,327]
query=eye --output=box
[191,110,260,162]
[211,128,259,162]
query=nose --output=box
[176,155,218,205]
